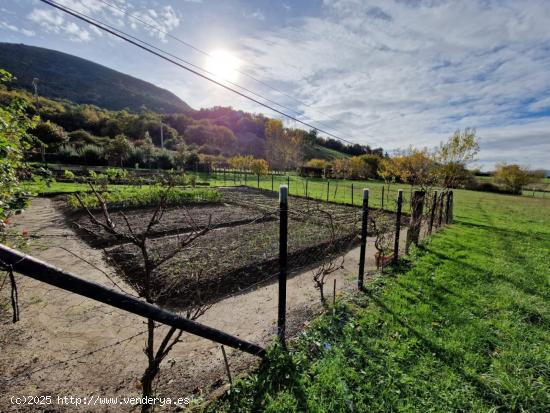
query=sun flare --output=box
[205,50,241,82]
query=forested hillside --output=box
[0,43,190,113]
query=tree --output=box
[492,164,540,194]
[31,121,68,149]
[265,120,303,170]
[392,147,437,190]
[68,129,96,147]
[73,185,212,413]
[250,158,269,176]
[349,156,369,179]
[0,69,38,228]
[306,159,327,169]
[332,158,350,178]
[378,158,399,206]
[435,128,480,188]
[358,154,381,178]
[106,134,132,167]
[228,155,253,171]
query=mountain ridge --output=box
[0,42,191,113]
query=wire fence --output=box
[0,185,454,407]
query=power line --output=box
[93,0,357,137]
[37,0,358,145]
[63,1,341,139]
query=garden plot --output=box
[68,187,404,308]
[70,202,268,247]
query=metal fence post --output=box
[278,185,288,346]
[428,190,437,235]
[358,188,369,290]
[287,175,290,194]
[393,189,403,264]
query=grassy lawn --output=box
[208,189,550,412]
[190,171,409,211]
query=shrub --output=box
[154,150,175,170]
[68,129,95,147]
[126,147,146,168]
[78,144,105,165]
[57,145,79,163]
[63,170,76,181]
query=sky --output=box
[1,0,550,171]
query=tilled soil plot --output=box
[68,187,406,309]
[68,200,271,248]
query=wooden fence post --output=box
[437,191,445,227]
[271,174,274,191]
[358,188,369,290]
[351,183,354,205]
[406,191,425,253]
[393,189,403,264]
[449,191,454,223]
[305,179,309,198]
[428,190,437,235]
[278,185,288,346]
[257,174,260,188]
[445,191,454,224]
[381,186,385,209]
[327,180,330,202]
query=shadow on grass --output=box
[364,290,509,408]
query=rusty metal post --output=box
[393,189,403,264]
[358,188,369,290]
[278,185,288,346]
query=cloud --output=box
[0,19,35,36]
[26,1,181,43]
[131,6,181,41]
[244,9,266,21]
[27,8,91,42]
[229,0,550,169]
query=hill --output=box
[0,42,191,113]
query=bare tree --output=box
[74,183,212,413]
[371,212,394,272]
[310,209,344,306]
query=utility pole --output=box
[160,121,164,149]
[32,78,45,163]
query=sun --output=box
[205,50,241,82]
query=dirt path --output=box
[0,197,408,412]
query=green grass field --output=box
[208,188,550,412]
[19,171,550,410]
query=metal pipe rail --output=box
[0,244,266,357]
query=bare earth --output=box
[0,197,407,412]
